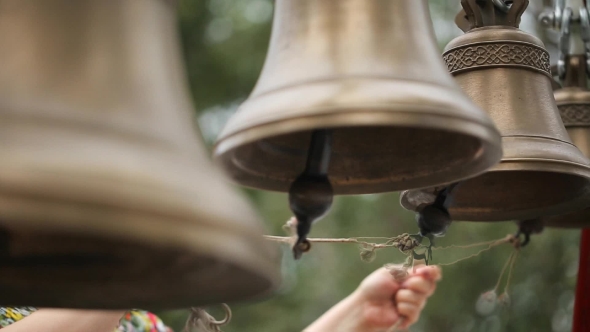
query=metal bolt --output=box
[539,12,554,27]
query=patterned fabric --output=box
[0,307,171,332]
[117,311,171,332]
[0,307,37,328]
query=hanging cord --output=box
[184,304,231,332]
[266,218,520,332]
[178,226,520,332]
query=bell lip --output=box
[401,158,590,222]
[0,161,281,309]
[214,109,503,195]
[215,76,503,194]
[540,208,590,229]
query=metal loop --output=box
[539,0,565,30]
[555,0,566,29]
[558,7,573,79]
[492,0,511,12]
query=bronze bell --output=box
[401,0,590,222]
[541,56,590,228]
[214,0,503,195]
[0,0,279,309]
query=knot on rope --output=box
[390,234,421,254]
[184,304,232,332]
[507,234,523,249]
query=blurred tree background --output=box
[158,0,581,331]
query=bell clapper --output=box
[289,129,334,260]
[514,219,544,248]
[416,182,460,238]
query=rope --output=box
[196,219,522,332]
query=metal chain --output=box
[579,7,590,75]
[541,0,590,79]
[540,0,565,30]
[558,7,573,79]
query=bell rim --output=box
[0,161,281,309]
[540,208,590,229]
[401,159,590,222]
[215,107,503,195]
[215,107,502,154]
[0,192,281,309]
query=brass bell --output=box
[542,56,590,228]
[0,0,278,308]
[214,0,503,195]
[401,0,590,222]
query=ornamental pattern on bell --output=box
[559,104,590,127]
[443,42,551,75]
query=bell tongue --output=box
[462,0,527,30]
[288,130,334,259]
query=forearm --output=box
[304,290,368,332]
[1,309,125,332]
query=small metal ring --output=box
[492,0,511,12]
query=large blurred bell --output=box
[401,0,590,221]
[542,56,590,228]
[0,0,278,309]
[214,0,503,194]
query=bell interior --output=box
[0,228,272,309]
[231,126,485,194]
[452,171,590,221]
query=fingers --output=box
[401,265,441,296]
[401,276,437,296]
[397,302,420,327]
[414,265,442,281]
[395,289,427,328]
[395,289,426,309]
[392,266,442,329]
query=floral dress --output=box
[0,307,172,332]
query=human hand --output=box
[355,265,441,330]
[304,265,441,332]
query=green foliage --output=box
[159,1,582,331]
